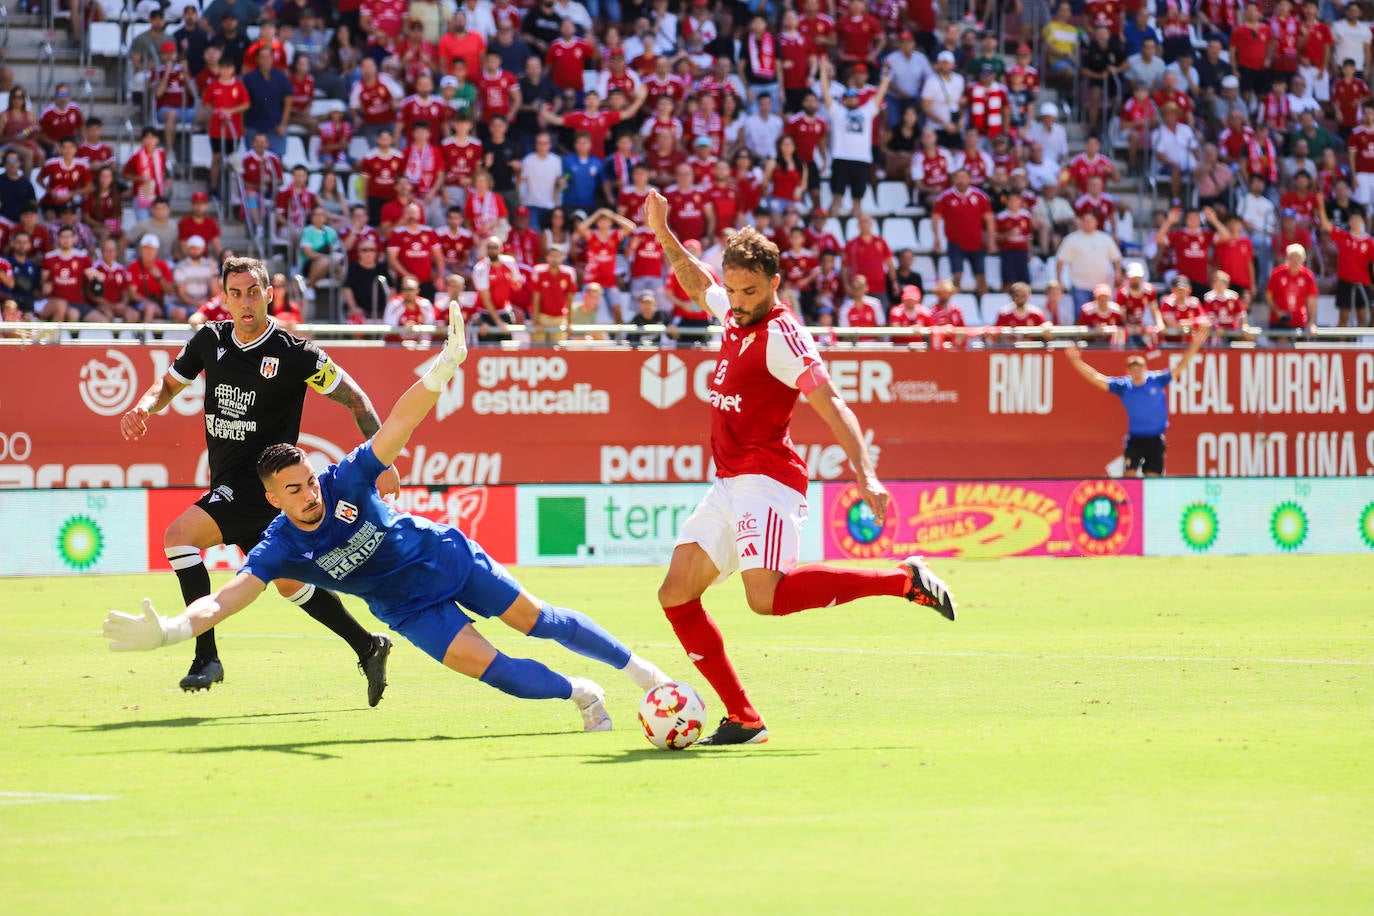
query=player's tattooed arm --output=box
[643,188,713,307]
[326,371,402,495]
[325,371,384,439]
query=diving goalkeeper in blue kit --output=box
[104,303,670,730]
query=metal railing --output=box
[115,8,132,106]
[35,40,55,100]
[4,322,1368,349]
[0,6,11,64]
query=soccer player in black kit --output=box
[120,256,397,699]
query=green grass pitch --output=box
[1,557,1371,914]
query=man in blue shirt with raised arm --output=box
[105,304,671,731]
[1063,324,1208,476]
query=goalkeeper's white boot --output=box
[569,677,612,732]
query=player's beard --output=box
[298,501,325,526]
[731,296,773,326]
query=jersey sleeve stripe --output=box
[167,365,193,385]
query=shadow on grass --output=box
[166,731,570,760]
[24,709,361,733]
[500,747,825,763]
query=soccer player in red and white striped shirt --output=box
[642,187,955,747]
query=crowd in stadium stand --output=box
[4,0,1374,346]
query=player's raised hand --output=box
[120,405,150,441]
[642,189,669,234]
[102,599,191,651]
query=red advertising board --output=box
[145,485,518,571]
[1,345,1371,488]
[822,479,1144,560]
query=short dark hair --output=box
[221,255,271,292]
[722,226,780,279]
[256,443,308,483]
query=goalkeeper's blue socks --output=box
[478,652,572,700]
[529,604,632,669]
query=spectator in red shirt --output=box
[1230,4,1272,104]
[887,285,922,331]
[916,279,969,349]
[546,20,594,93]
[1155,206,1222,290]
[88,236,137,322]
[1080,284,1126,342]
[663,163,715,245]
[995,192,1034,289]
[1265,242,1319,335]
[1159,275,1205,335]
[932,168,996,297]
[839,274,884,337]
[1203,270,1255,342]
[177,191,222,261]
[541,88,647,159]
[529,243,580,345]
[201,57,251,199]
[843,213,895,307]
[127,233,184,322]
[1213,214,1256,304]
[992,281,1052,346]
[40,224,93,321]
[388,201,445,299]
[834,0,884,67]
[1320,206,1374,327]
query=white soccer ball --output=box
[638,681,707,750]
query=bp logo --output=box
[1064,479,1135,556]
[1359,503,1374,551]
[828,484,896,560]
[57,515,104,570]
[1179,502,1219,552]
[1269,501,1308,552]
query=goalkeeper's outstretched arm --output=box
[370,302,468,468]
[103,573,268,652]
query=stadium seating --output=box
[883,216,918,252]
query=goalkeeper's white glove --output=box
[422,301,469,392]
[102,599,193,652]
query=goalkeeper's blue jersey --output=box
[242,443,476,616]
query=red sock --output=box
[771,564,908,616]
[662,599,760,724]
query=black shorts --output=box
[783,87,808,114]
[806,162,821,190]
[1124,434,1166,475]
[209,136,239,157]
[948,243,986,277]
[1000,249,1030,286]
[829,158,869,202]
[1238,67,1269,97]
[1335,279,1373,312]
[194,474,282,553]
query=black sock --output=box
[291,586,374,659]
[166,546,216,661]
